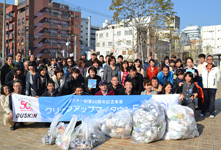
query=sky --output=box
[1,0,221,31]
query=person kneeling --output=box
[3,80,33,131]
[42,80,62,97]
[95,80,115,95]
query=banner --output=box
[12,94,180,122]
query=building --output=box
[0,3,10,53]
[201,25,221,55]
[81,16,99,55]
[182,25,201,40]
[5,0,81,59]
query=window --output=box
[81,31,83,33]
[18,19,20,26]
[103,42,105,47]
[22,18,24,24]
[126,40,131,45]
[125,30,132,35]
[117,41,121,46]
[81,25,83,27]
[75,15,79,19]
[106,51,110,55]
[108,42,112,46]
[86,28,88,30]
[76,34,79,37]
[106,33,108,37]
[75,25,79,28]
[86,33,88,35]
[18,29,20,35]
[99,33,103,38]
[96,43,100,47]
[117,31,121,36]
[86,22,88,24]
[97,51,100,55]
[1,6,3,8]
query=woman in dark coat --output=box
[1,55,14,85]
[32,65,50,97]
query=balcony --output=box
[50,33,58,37]
[61,14,69,19]
[50,13,59,17]
[49,43,58,47]
[60,43,66,47]
[61,24,69,28]
[61,34,69,38]
[50,22,59,27]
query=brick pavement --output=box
[1,83,221,150]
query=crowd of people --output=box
[0,51,220,131]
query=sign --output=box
[12,94,180,122]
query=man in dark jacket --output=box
[108,76,124,95]
[119,80,138,95]
[63,68,85,95]
[95,80,115,95]
[42,80,62,96]
[125,66,143,94]
[85,52,101,67]
[1,55,14,85]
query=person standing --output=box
[200,55,220,118]
[1,56,14,85]
[63,57,76,78]
[143,56,152,76]
[102,55,110,69]
[51,67,65,94]
[119,60,129,85]
[85,52,99,67]
[25,61,37,96]
[13,52,24,68]
[134,59,144,76]
[160,56,169,71]
[116,55,123,68]
[48,57,57,78]
[145,59,159,81]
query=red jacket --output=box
[95,89,115,95]
[145,66,159,81]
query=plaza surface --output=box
[1,84,221,150]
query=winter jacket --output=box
[5,71,26,92]
[107,83,124,95]
[25,71,35,96]
[63,74,85,95]
[145,66,159,81]
[48,65,57,78]
[13,61,24,68]
[76,67,87,77]
[125,73,143,94]
[84,75,101,95]
[85,58,101,68]
[95,89,115,95]
[173,78,184,94]
[157,71,174,86]
[1,63,14,85]
[51,74,65,93]
[63,65,76,78]
[143,62,150,76]
[202,65,220,89]
[85,66,104,80]
[183,67,199,82]
[42,90,62,97]
[31,73,50,96]
[118,89,138,95]
[103,65,120,84]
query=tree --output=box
[204,45,213,56]
[109,0,175,64]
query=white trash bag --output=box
[132,101,166,143]
[164,105,199,140]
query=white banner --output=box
[12,94,42,122]
[153,94,180,109]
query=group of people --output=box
[1,51,220,131]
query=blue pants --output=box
[201,89,216,116]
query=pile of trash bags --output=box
[41,100,199,149]
[132,101,166,143]
[163,105,199,140]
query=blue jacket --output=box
[63,65,77,78]
[143,62,150,74]
[157,71,174,86]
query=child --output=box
[173,69,185,93]
[179,72,199,110]
[141,79,157,95]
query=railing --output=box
[50,33,58,37]
[61,14,69,19]
[60,43,66,47]
[50,23,59,27]
[49,43,58,47]
[50,13,59,17]
[61,34,69,38]
[61,24,69,28]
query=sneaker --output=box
[195,107,202,110]
[210,115,215,119]
[199,114,204,117]
[10,124,16,131]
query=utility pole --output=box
[67,38,69,58]
[2,0,6,66]
[74,35,77,61]
[13,25,15,61]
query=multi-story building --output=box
[5,0,81,59]
[0,3,10,53]
[81,16,99,55]
[182,25,201,40]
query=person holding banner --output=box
[95,80,115,95]
[3,80,31,131]
[73,85,88,95]
[0,85,10,109]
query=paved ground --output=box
[1,83,221,150]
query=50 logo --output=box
[20,100,33,111]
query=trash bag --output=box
[164,105,199,140]
[132,101,166,143]
[69,116,105,149]
[56,115,78,150]
[41,113,63,145]
[101,109,133,139]
[56,122,68,139]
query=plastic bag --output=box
[101,109,133,139]
[164,105,199,140]
[41,113,63,145]
[56,122,68,139]
[132,101,166,143]
[70,116,105,149]
[56,115,78,150]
